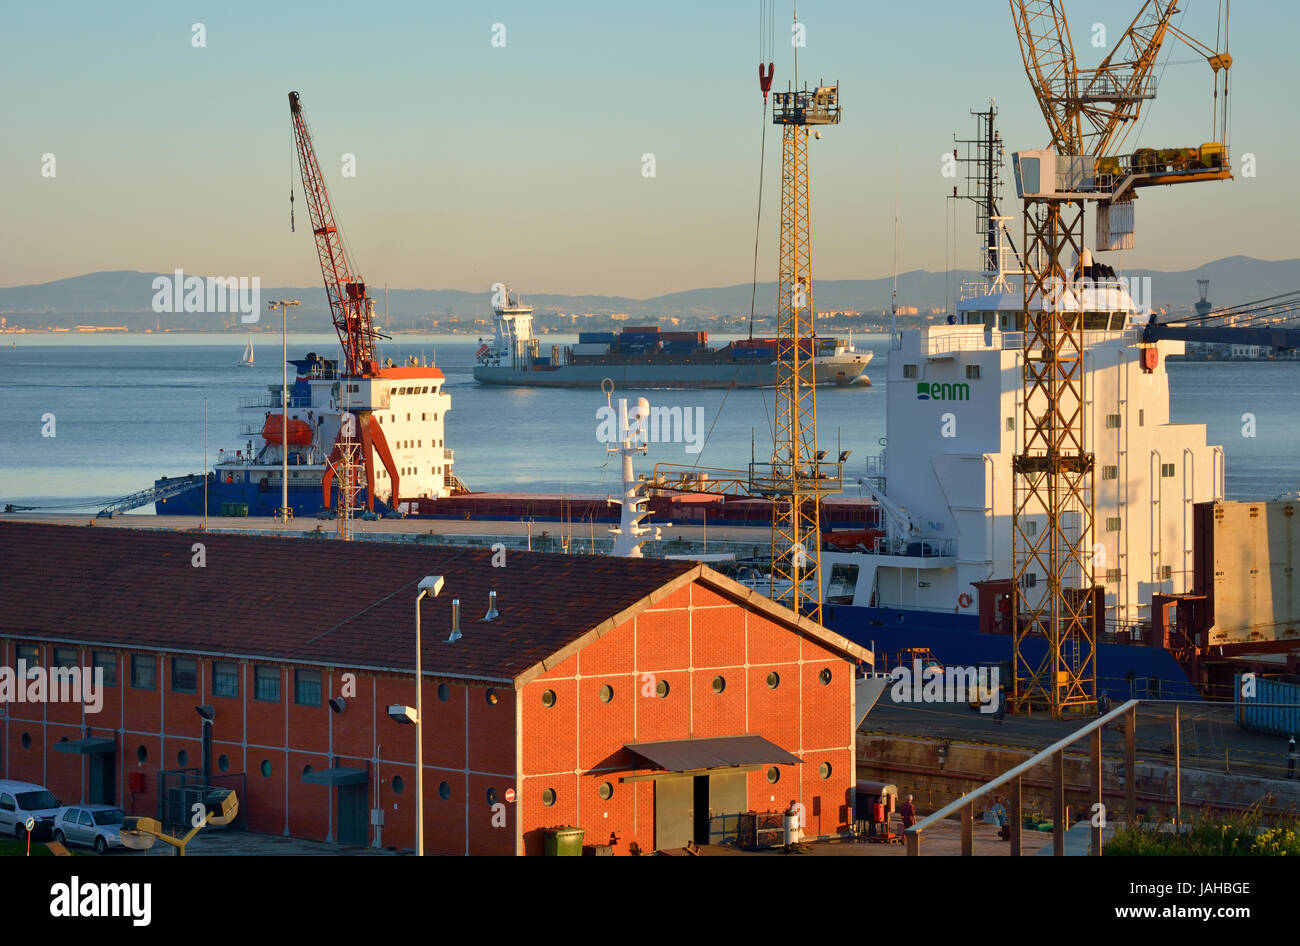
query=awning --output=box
[54,738,116,755]
[301,766,368,786]
[625,735,802,774]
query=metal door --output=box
[337,784,367,846]
[89,753,115,805]
[654,777,693,851]
[707,771,749,845]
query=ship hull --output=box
[154,475,390,518]
[473,359,870,389]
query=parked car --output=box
[0,780,63,840]
[53,804,127,854]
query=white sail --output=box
[238,336,254,367]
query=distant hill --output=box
[1,257,1296,330]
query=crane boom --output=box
[289,91,377,377]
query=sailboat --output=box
[237,336,254,367]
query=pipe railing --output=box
[905,699,1139,856]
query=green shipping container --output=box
[544,826,585,856]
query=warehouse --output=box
[0,521,868,854]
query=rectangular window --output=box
[1106,517,1122,532]
[16,644,40,677]
[93,651,117,687]
[171,657,197,694]
[53,647,78,668]
[1102,465,1118,480]
[965,364,981,380]
[213,661,239,698]
[255,666,281,703]
[902,364,919,379]
[1105,414,1122,429]
[1161,565,1173,581]
[1025,520,1038,537]
[131,655,156,690]
[1105,568,1122,583]
[1161,463,1176,478]
[295,669,322,706]
[1005,417,1015,431]
[1139,409,1145,426]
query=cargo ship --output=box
[472,287,871,389]
[154,352,461,518]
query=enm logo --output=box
[916,382,970,401]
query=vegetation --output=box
[0,838,63,857]
[1105,808,1300,856]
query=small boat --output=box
[237,336,254,367]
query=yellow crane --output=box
[1007,0,1232,717]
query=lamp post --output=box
[388,574,444,856]
[267,299,300,522]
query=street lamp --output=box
[267,299,301,522]
[402,574,444,856]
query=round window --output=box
[599,684,614,703]
[712,675,726,694]
[486,787,498,804]
[542,788,556,807]
[393,775,404,794]
[303,764,313,776]
[767,766,781,784]
[260,760,272,778]
[20,732,31,749]
[486,688,499,705]
[177,750,189,767]
[437,683,450,702]
[439,781,451,800]
[218,754,230,773]
[542,689,556,708]
[599,782,614,801]
[655,679,670,699]
[766,671,780,690]
[819,667,832,686]
[819,761,832,780]
[136,745,148,764]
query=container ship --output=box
[472,287,871,389]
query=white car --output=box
[0,780,62,841]
[54,804,127,854]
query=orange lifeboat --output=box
[262,415,313,446]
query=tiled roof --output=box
[0,521,697,683]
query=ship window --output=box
[1139,409,1145,427]
[1105,568,1122,583]
[902,364,919,379]
[965,364,981,380]
[1106,517,1122,532]
[406,413,411,421]
[418,440,422,448]
[827,563,859,604]
[1105,414,1122,428]
[1161,565,1172,580]
[422,387,429,393]
[1102,465,1118,480]
[1025,520,1038,536]
[1161,463,1176,478]
[1005,416,1015,431]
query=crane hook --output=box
[289,186,295,233]
[759,62,774,100]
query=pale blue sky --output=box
[1,0,1294,297]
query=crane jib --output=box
[314,226,336,236]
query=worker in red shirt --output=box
[899,794,916,832]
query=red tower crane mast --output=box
[288,90,401,513]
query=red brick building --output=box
[0,522,868,854]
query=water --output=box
[0,334,1296,511]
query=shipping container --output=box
[571,343,612,355]
[578,332,616,344]
[622,326,660,334]
[1235,673,1300,738]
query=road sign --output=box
[24,817,34,832]
[504,788,516,803]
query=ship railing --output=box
[443,448,455,462]
[862,454,886,482]
[239,394,312,410]
[216,451,259,466]
[874,538,954,558]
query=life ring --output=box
[958,593,973,609]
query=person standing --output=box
[1288,735,1297,779]
[899,794,916,833]
[995,686,1006,725]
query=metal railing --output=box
[905,699,1139,856]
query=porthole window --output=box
[437,683,450,702]
[303,764,313,776]
[712,675,726,693]
[260,760,272,778]
[393,776,404,794]
[136,745,148,764]
[655,679,670,699]
[486,787,498,804]
[766,671,780,690]
[58,736,68,743]
[541,689,556,708]
[819,762,832,780]
[599,782,614,801]
[486,688,499,705]
[439,781,451,800]
[20,732,31,749]
[542,788,556,807]
[819,668,832,686]
[767,766,781,784]
[599,684,614,703]
[218,754,230,773]
[177,750,189,767]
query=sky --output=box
[0,0,1295,299]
